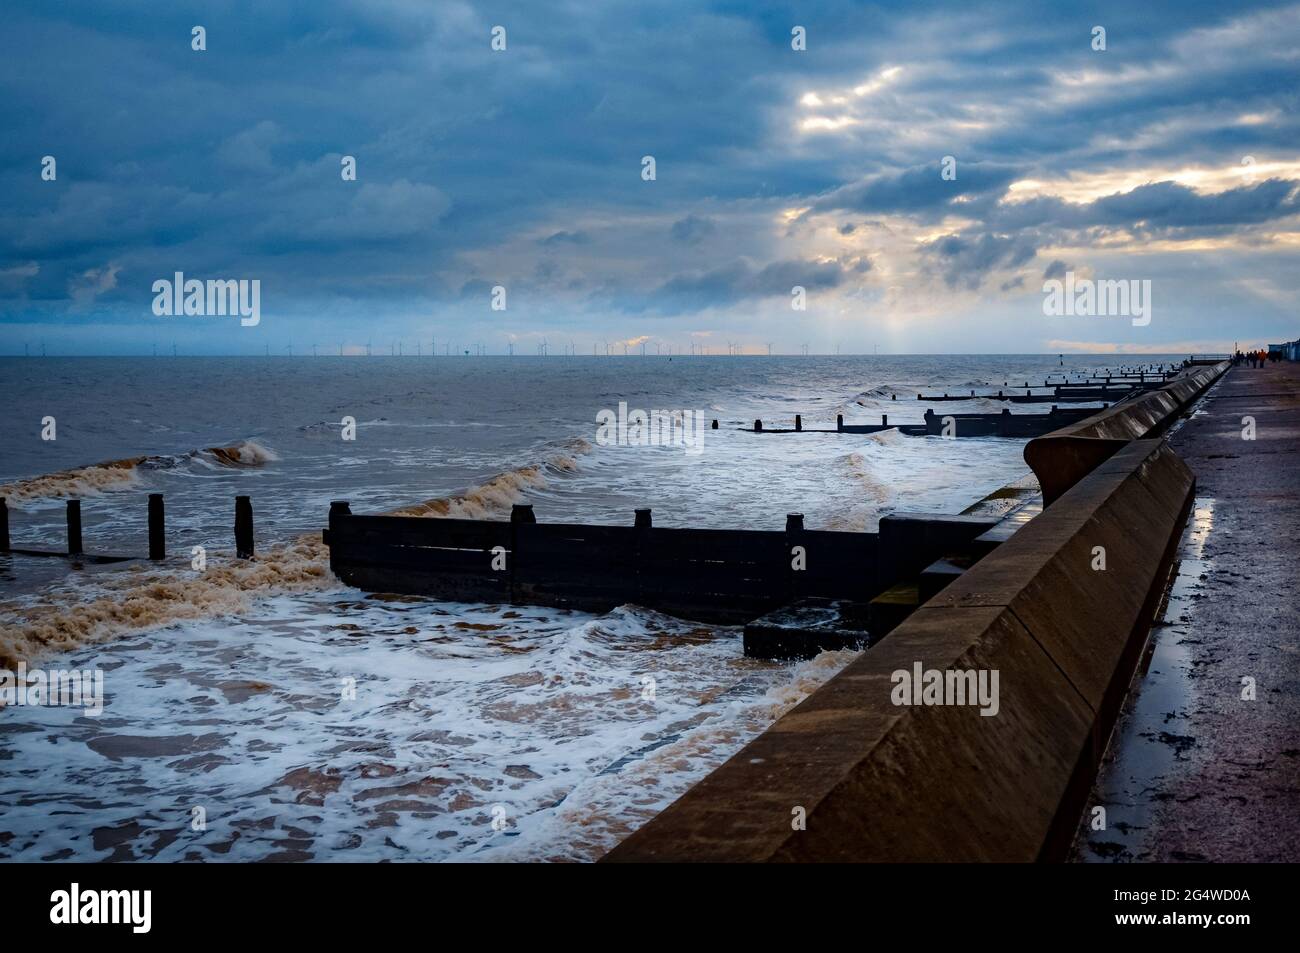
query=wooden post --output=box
[67,500,83,556]
[0,497,8,552]
[836,414,843,431]
[794,414,802,432]
[148,493,166,560]
[325,501,351,552]
[754,419,763,432]
[235,495,254,559]
[786,513,805,600]
[711,419,718,430]
[506,504,534,605]
[633,508,652,603]
[882,414,888,426]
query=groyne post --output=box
[506,504,535,603]
[754,419,763,432]
[148,493,166,560]
[0,497,8,552]
[785,513,805,599]
[795,414,802,432]
[836,414,843,431]
[235,495,254,559]
[66,500,83,556]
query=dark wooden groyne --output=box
[324,498,1034,660]
[0,494,259,563]
[749,404,1102,438]
[915,383,1158,403]
[326,502,892,625]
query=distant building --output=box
[1270,339,1300,360]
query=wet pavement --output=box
[1075,362,1300,862]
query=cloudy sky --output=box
[2,0,1297,355]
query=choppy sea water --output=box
[0,354,1176,861]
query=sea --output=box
[0,354,1174,861]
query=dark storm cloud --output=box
[632,256,855,313]
[923,234,1039,291]
[669,215,717,244]
[809,162,1025,217]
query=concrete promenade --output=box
[1076,362,1300,862]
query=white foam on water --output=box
[0,593,853,862]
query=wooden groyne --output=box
[749,405,1101,438]
[325,500,1025,658]
[328,502,898,626]
[0,494,260,563]
[914,380,1164,403]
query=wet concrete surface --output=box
[1074,362,1300,862]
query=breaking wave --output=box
[836,450,890,503]
[0,439,281,508]
[200,439,281,468]
[0,536,329,670]
[390,439,592,519]
[0,458,145,507]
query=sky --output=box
[1,0,1297,355]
